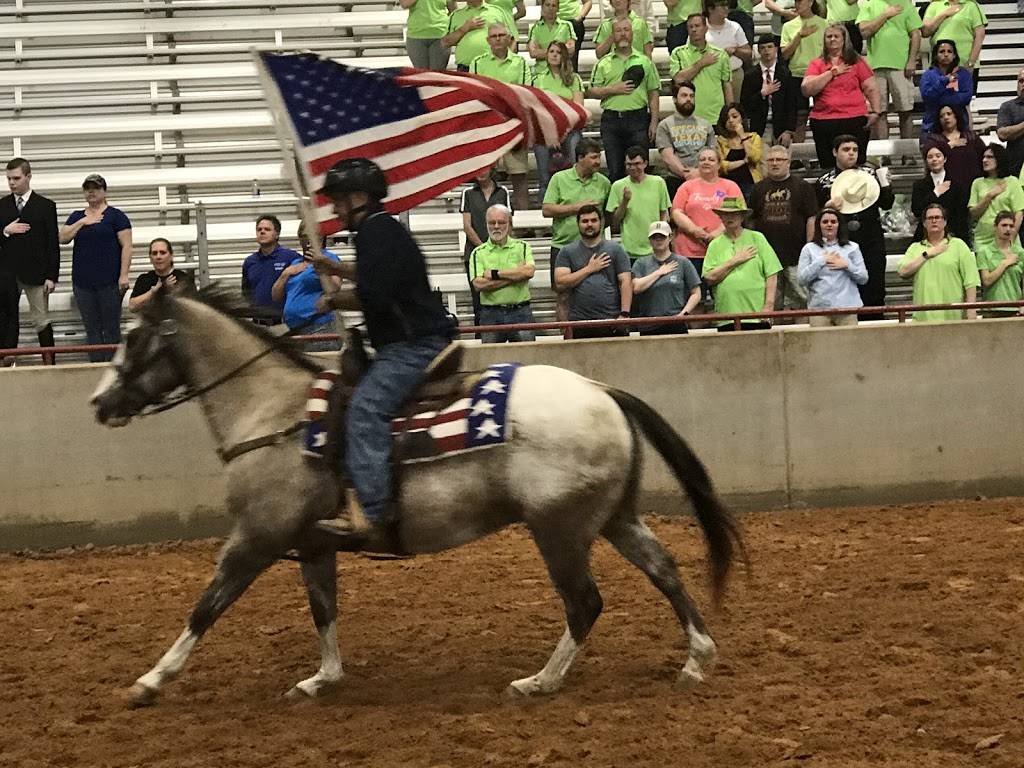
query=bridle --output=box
[116,315,307,462]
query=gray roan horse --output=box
[90,286,744,706]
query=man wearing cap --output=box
[995,67,1024,177]
[606,145,671,261]
[470,23,531,210]
[702,196,782,330]
[749,144,818,311]
[631,220,702,333]
[554,204,633,338]
[815,134,894,318]
[0,158,60,364]
[740,35,798,146]
[669,14,733,124]
[470,204,537,342]
[656,81,717,200]
[587,17,661,181]
[240,214,301,324]
[59,173,133,363]
[542,138,611,321]
[308,159,455,549]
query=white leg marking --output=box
[677,622,716,689]
[507,627,580,697]
[130,628,199,705]
[287,621,345,698]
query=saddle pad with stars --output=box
[303,363,520,463]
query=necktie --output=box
[765,69,773,107]
[16,196,24,213]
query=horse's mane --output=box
[187,284,327,374]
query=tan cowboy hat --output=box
[830,169,880,215]
[711,196,750,216]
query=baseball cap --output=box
[82,174,107,189]
[648,221,672,238]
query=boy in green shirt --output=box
[976,211,1024,316]
[606,146,671,259]
[702,197,782,329]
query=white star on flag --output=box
[470,399,495,417]
[479,379,506,395]
[313,431,327,447]
[476,418,502,439]
[479,369,503,379]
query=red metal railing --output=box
[1,300,1022,363]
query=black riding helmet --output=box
[316,157,388,200]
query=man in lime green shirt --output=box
[976,212,1024,316]
[587,18,660,181]
[922,0,986,81]
[404,0,455,70]
[470,23,531,211]
[594,0,654,59]
[606,146,670,259]
[528,0,575,74]
[669,14,733,124]
[470,204,537,342]
[702,197,782,329]
[443,0,516,71]
[857,0,922,139]
[897,205,979,322]
[542,137,611,319]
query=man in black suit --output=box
[0,158,60,364]
[740,34,798,147]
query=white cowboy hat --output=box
[830,169,880,215]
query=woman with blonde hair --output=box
[531,40,585,200]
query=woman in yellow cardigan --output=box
[715,102,763,202]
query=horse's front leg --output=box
[129,535,274,707]
[286,550,344,698]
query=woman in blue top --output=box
[59,174,132,362]
[797,207,868,326]
[919,39,973,138]
[270,222,343,352]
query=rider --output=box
[309,158,455,547]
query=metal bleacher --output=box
[0,0,1020,358]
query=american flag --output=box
[256,51,588,236]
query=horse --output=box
[90,286,744,706]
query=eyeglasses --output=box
[487,33,508,39]
[924,215,946,221]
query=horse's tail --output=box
[604,386,747,603]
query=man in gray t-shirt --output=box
[655,82,717,199]
[631,220,701,334]
[553,205,633,338]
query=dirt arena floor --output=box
[1,498,1022,768]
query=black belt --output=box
[487,301,531,310]
[604,107,649,118]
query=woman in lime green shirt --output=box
[531,41,585,200]
[403,0,456,70]
[977,211,1024,317]
[969,144,1024,252]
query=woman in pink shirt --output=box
[670,147,743,280]
[801,23,881,169]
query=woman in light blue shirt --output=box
[797,207,868,326]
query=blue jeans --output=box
[600,110,650,182]
[534,130,581,203]
[479,304,536,343]
[74,283,122,362]
[665,23,687,53]
[344,335,450,523]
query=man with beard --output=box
[655,80,717,199]
[749,144,818,311]
[815,134,894,319]
[553,204,633,338]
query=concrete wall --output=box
[3,319,1022,550]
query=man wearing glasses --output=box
[996,67,1024,177]
[470,23,531,210]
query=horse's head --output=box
[90,294,188,427]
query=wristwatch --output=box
[490,269,500,280]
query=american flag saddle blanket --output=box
[303,363,520,463]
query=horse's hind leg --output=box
[129,535,275,707]
[602,515,717,689]
[507,533,603,697]
[286,551,344,698]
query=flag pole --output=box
[251,48,347,339]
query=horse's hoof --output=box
[505,683,529,699]
[127,682,158,708]
[676,667,705,691]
